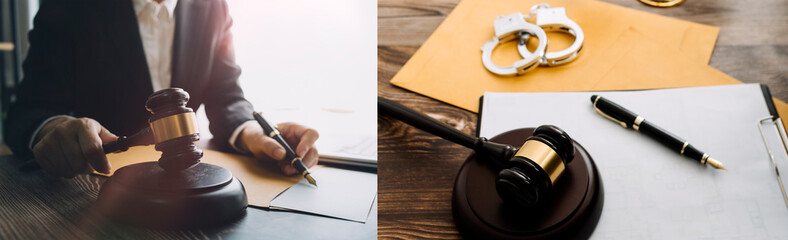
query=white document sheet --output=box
[479,84,788,239]
[270,167,378,223]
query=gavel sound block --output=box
[378,97,603,239]
[95,88,247,228]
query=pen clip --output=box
[593,96,627,128]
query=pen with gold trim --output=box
[591,95,727,170]
[253,112,318,186]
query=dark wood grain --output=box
[378,0,788,238]
[0,139,377,240]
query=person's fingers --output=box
[248,133,286,161]
[278,158,298,175]
[301,147,319,168]
[52,145,74,178]
[278,148,318,176]
[278,122,319,157]
[38,157,58,177]
[96,123,118,143]
[59,131,87,178]
[41,138,70,178]
[294,127,319,157]
[277,123,302,144]
[32,139,58,177]
[78,119,111,174]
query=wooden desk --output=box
[378,0,788,238]
[0,140,377,240]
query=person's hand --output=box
[237,122,319,175]
[32,117,118,178]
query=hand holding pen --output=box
[236,112,320,185]
[253,112,319,186]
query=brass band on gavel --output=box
[149,112,199,144]
[513,139,566,184]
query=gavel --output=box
[19,89,208,173]
[18,88,244,227]
[379,97,575,208]
[94,88,246,227]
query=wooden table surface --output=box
[0,140,377,240]
[377,0,788,238]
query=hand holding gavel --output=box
[24,119,151,177]
[31,117,117,177]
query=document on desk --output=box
[270,167,377,223]
[479,84,788,239]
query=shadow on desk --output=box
[0,140,377,240]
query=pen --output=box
[253,112,318,187]
[591,95,727,170]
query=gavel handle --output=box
[379,97,477,148]
[378,97,518,165]
[101,136,134,153]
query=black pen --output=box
[591,95,727,170]
[253,112,318,186]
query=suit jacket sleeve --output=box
[4,0,76,158]
[202,0,255,146]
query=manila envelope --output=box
[591,28,788,120]
[390,0,720,113]
[99,146,309,208]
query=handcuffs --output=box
[481,4,584,76]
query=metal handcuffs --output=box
[519,4,584,66]
[481,12,547,76]
[481,4,584,76]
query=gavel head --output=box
[495,125,575,208]
[145,88,203,172]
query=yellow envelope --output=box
[589,27,740,89]
[591,28,788,121]
[100,146,308,208]
[390,0,720,113]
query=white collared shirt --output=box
[132,0,176,92]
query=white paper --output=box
[479,84,788,239]
[270,167,378,223]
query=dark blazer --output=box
[4,0,254,158]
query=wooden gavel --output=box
[19,88,203,173]
[379,97,576,208]
[93,88,244,228]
